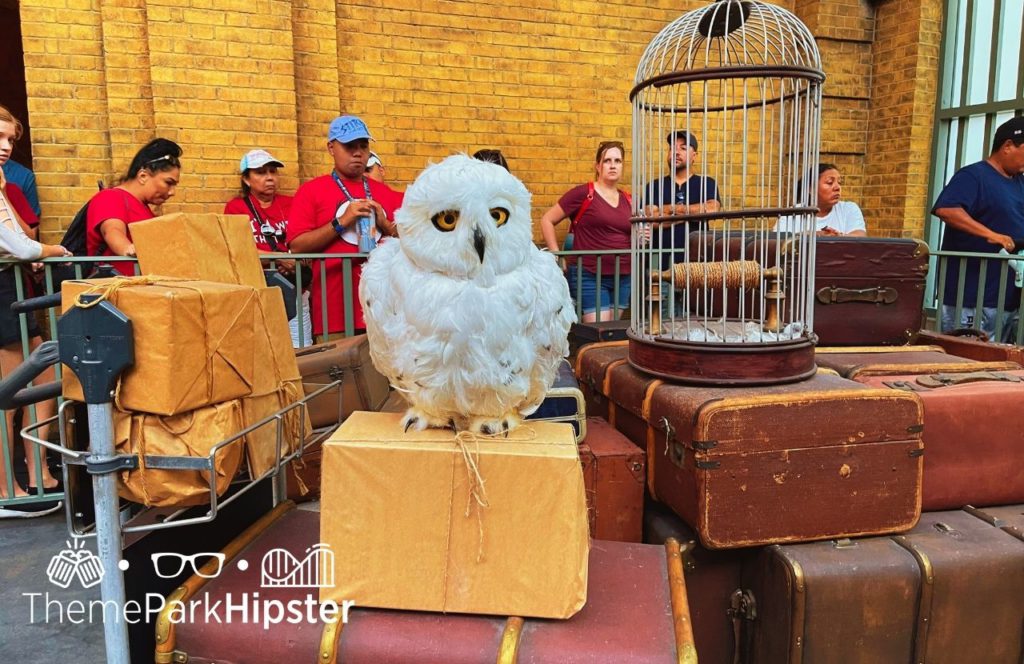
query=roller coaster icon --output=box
[260,543,335,589]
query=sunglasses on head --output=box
[145,154,180,169]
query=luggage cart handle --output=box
[0,340,61,410]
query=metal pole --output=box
[86,401,130,664]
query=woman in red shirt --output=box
[86,138,182,274]
[540,141,632,322]
[224,149,312,347]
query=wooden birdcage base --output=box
[627,329,817,386]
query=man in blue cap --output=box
[289,115,403,339]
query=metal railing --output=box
[1,244,1021,510]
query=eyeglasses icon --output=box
[151,552,226,579]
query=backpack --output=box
[59,201,91,256]
[60,180,105,256]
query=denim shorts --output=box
[567,265,631,316]
[941,305,1020,343]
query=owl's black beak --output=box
[473,226,486,263]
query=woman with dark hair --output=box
[224,149,312,347]
[540,141,631,322]
[775,163,867,236]
[86,137,182,273]
[472,149,510,172]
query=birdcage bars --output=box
[628,0,824,385]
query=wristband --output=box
[331,218,345,237]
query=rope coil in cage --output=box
[656,260,762,290]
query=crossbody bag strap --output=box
[568,181,596,235]
[242,195,281,251]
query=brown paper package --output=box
[320,412,589,619]
[131,212,266,289]
[61,278,257,416]
[114,399,246,507]
[241,288,309,478]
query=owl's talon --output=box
[404,417,419,433]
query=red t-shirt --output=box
[559,183,632,274]
[86,187,154,275]
[6,183,38,227]
[223,194,294,252]
[287,174,403,334]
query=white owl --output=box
[359,154,577,434]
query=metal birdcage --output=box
[628,0,824,385]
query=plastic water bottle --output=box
[358,209,377,253]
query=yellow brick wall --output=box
[862,0,943,239]
[18,0,940,244]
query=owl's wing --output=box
[359,240,412,387]
[517,247,577,416]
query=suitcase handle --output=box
[815,286,898,305]
[915,371,1022,388]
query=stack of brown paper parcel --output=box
[60,277,258,506]
[131,212,309,478]
[320,412,590,619]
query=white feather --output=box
[359,154,576,431]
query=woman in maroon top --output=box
[540,141,632,322]
[86,138,181,274]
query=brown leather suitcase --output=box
[809,237,930,346]
[856,369,1024,510]
[574,340,629,420]
[578,417,645,542]
[294,335,391,428]
[645,500,756,664]
[568,320,630,359]
[609,361,925,548]
[155,503,698,663]
[915,328,1024,364]
[744,508,1024,664]
[649,369,924,548]
[751,236,929,346]
[815,345,1021,378]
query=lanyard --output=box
[331,172,373,203]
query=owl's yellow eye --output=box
[490,207,510,227]
[431,209,460,232]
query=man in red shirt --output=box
[288,116,403,339]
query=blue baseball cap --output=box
[328,116,373,144]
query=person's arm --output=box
[98,218,137,256]
[934,206,1014,251]
[540,203,567,253]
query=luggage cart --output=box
[1,278,336,664]
[4,283,588,664]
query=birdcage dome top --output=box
[632,0,821,98]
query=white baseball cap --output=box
[240,149,284,173]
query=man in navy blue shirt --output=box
[642,131,720,272]
[933,116,1024,340]
[643,130,720,218]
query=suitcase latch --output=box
[327,366,347,382]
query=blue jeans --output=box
[941,305,1020,343]
[567,265,631,317]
